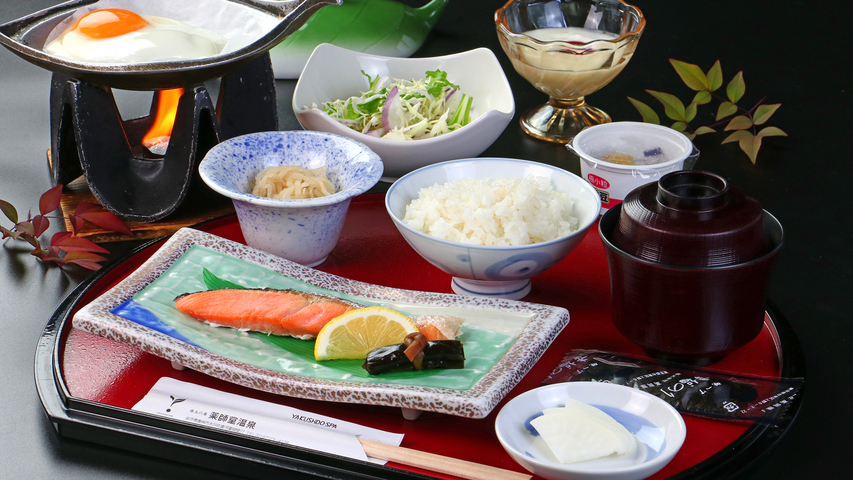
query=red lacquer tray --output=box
[36,194,805,480]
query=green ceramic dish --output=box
[119,244,517,390]
[72,228,569,418]
[271,0,449,78]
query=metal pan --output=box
[0,0,339,90]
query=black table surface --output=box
[1,1,849,478]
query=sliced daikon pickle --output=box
[532,402,637,464]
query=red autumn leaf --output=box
[39,184,64,216]
[62,251,109,270]
[63,251,108,262]
[14,221,35,237]
[21,234,41,249]
[51,230,71,242]
[66,259,104,271]
[75,210,133,237]
[50,231,110,254]
[32,243,62,262]
[31,214,50,237]
[73,202,102,215]
[44,254,67,264]
[46,244,64,258]
[67,214,86,235]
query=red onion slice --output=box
[381,86,407,132]
[443,88,458,106]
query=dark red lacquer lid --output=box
[612,171,768,267]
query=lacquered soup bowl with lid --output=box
[599,171,784,365]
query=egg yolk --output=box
[72,9,149,39]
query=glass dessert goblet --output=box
[495,0,645,143]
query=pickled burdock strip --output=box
[363,340,466,375]
[420,340,465,370]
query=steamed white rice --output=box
[402,176,579,246]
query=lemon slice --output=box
[314,307,418,361]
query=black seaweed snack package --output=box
[543,350,804,424]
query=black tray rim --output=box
[35,231,436,480]
[34,222,807,480]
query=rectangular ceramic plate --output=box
[72,228,569,418]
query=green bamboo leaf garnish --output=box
[203,267,246,291]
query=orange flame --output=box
[142,88,184,149]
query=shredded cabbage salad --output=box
[317,70,474,141]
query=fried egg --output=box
[45,9,226,63]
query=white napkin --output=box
[133,377,404,464]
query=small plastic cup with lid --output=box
[567,121,699,213]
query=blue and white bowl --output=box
[495,382,687,480]
[200,131,383,267]
[385,158,600,300]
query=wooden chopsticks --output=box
[358,437,532,480]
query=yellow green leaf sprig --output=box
[627,60,786,164]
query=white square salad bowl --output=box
[292,43,516,182]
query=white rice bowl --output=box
[386,158,600,299]
[403,176,580,246]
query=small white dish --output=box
[495,382,686,480]
[385,158,600,300]
[199,130,383,266]
[293,44,515,182]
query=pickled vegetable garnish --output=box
[362,339,465,375]
[601,152,635,165]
